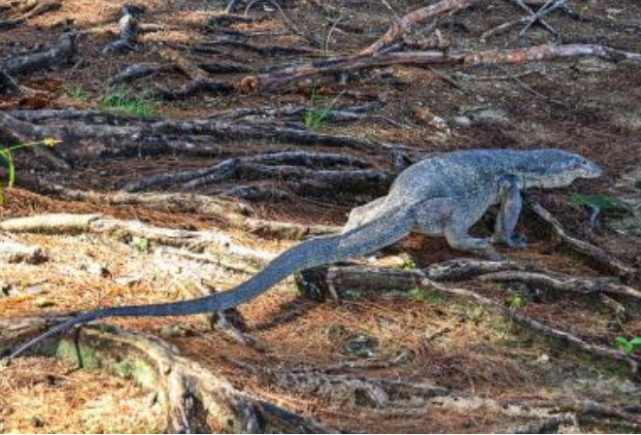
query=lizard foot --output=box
[492,233,527,249]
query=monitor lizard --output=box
[5,148,603,361]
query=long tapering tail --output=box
[7,206,416,361]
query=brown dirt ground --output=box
[1,0,641,433]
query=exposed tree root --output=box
[103,5,140,55]
[1,112,399,160]
[479,271,641,301]
[527,199,638,280]
[153,46,235,100]
[0,0,61,31]
[0,240,44,264]
[237,360,450,408]
[0,33,77,77]
[0,213,275,262]
[17,182,342,239]
[108,62,176,86]
[0,70,20,95]
[9,108,161,125]
[0,317,331,433]
[123,150,368,192]
[298,261,641,378]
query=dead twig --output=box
[361,0,482,55]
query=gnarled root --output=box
[0,316,331,433]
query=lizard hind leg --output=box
[444,209,501,261]
[342,196,387,233]
[492,174,527,249]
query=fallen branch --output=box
[481,0,567,41]
[0,317,330,433]
[361,0,483,55]
[240,43,641,92]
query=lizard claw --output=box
[506,233,527,249]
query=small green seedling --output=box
[304,89,341,131]
[131,235,150,253]
[65,84,91,102]
[406,288,446,305]
[97,86,158,118]
[616,337,641,355]
[569,193,633,215]
[505,293,527,309]
[0,138,61,204]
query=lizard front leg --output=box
[492,174,527,249]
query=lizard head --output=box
[524,150,604,188]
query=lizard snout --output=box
[583,160,605,178]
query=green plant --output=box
[406,287,446,305]
[65,84,91,102]
[97,86,158,118]
[400,257,418,270]
[616,336,641,355]
[131,235,150,253]
[505,293,527,309]
[569,193,633,215]
[0,138,60,204]
[304,89,340,131]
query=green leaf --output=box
[616,337,633,354]
[629,337,641,346]
[569,193,633,214]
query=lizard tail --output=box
[7,206,416,361]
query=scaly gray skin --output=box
[6,149,603,361]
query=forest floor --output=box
[1,0,641,433]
